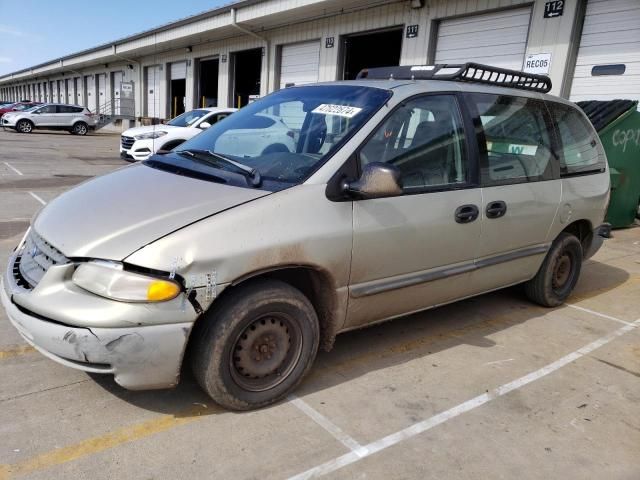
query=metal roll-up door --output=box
[97,73,107,110]
[85,75,95,110]
[279,40,320,89]
[170,62,187,80]
[66,79,74,104]
[112,71,123,115]
[435,7,532,70]
[146,66,161,118]
[570,0,640,103]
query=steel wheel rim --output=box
[552,253,572,290]
[230,313,303,392]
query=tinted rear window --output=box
[548,103,605,176]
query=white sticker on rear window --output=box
[312,104,363,118]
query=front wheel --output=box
[191,279,320,410]
[72,122,88,136]
[524,232,583,307]
[16,120,33,133]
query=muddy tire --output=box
[16,120,33,133]
[191,279,319,410]
[524,233,583,307]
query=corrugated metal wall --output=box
[1,0,637,118]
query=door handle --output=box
[454,204,479,224]
[486,200,507,219]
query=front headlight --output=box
[135,131,168,140]
[72,261,181,303]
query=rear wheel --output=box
[191,279,319,410]
[524,232,583,307]
[16,120,33,133]
[72,122,88,136]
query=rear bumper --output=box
[584,223,612,260]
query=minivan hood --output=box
[33,163,270,260]
[122,125,181,136]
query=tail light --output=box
[86,112,95,118]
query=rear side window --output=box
[548,103,604,176]
[467,93,555,186]
[57,105,84,113]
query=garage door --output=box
[279,41,320,89]
[85,76,95,110]
[435,7,532,70]
[146,65,161,118]
[97,73,107,110]
[570,0,640,103]
[170,62,187,80]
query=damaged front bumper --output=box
[2,254,200,390]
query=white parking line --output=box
[566,303,635,326]
[289,317,640,480]
[289,395,369,458]
[28,191,47,205]
[4,162,23,175]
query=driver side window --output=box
[359,95,468,191]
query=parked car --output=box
[2,63,610,411]
[120,107,237,161]
[0,101,41,117]
[1,103,95,135]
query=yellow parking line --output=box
[0,404,215,479]
[0,345,36,360]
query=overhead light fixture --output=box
[186,46,192,53]
[411,0,424,8]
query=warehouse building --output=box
[0,0,638,128]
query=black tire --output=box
[524,232,583,307]
[72,122,88,136]
[16,120,33,134]
[191,279,320,410]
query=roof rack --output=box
[356,63,553,94]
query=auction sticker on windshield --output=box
[312,104,363,118]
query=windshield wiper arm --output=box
[176,149,261,187]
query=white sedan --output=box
[120,107,237,161]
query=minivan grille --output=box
[121,136,135,150]
[17,230,70,289]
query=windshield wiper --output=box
[176,149,262,187]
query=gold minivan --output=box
[2,64,610,410]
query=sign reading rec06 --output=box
[523,53,552,75]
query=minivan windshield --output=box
[167,109,210,127]
[149,85,391,190]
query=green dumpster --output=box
[578,100,640,229]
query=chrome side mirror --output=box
[342,162,403,199]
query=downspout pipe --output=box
[230,7,270,94]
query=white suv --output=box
[2,103,96,135]
[120,107,237,161]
